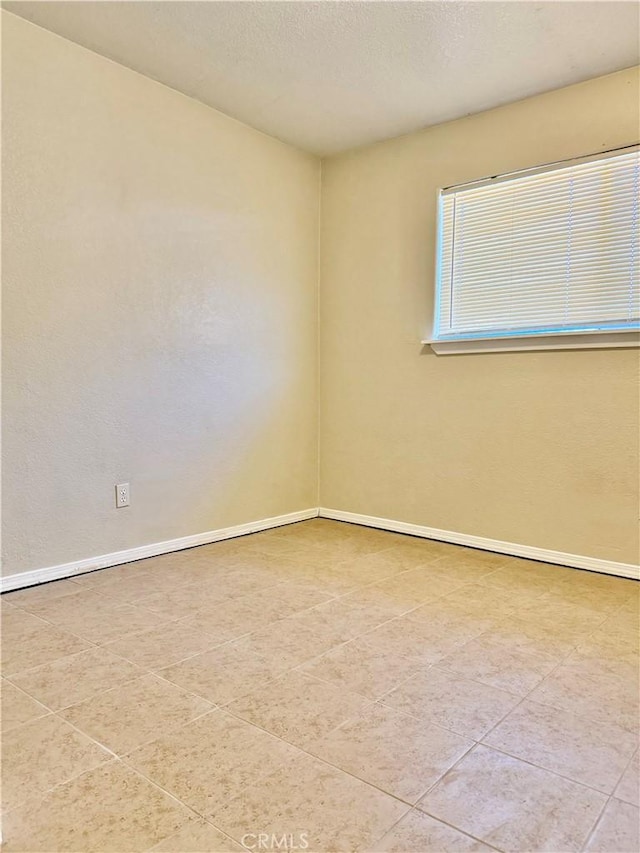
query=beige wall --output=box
[320,67,640,564]
[3,11,638,578]
[2,13,320,576]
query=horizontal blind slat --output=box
[435,148,640,339]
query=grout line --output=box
[370,804,505,853]
[0,755,121,820]
[208,705,420,811]
[611,746,639,806]
[580,794,612,853]
[478,740,622,798]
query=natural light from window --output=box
[430,146,639,353]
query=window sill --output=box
[424,330,640,355]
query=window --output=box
[429,147,640,354]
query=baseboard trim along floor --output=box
[0,508,319,592]
[2,505,637,592]
[319,507,640,581]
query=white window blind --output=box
[433,147,640,348]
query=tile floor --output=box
[1,519,638,852]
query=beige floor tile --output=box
[292,567,365,596]
[200,566,285,599]
[159,643,287,705]
[330,554,414,587]
[478,560,569,593]
[131,547,224,574]
[264,543,357,570]
[4,525,636,853]
[242,579,336,618]
[1,679,50,731]
[203,533,269,553]
[307,703,472,804]
[540,582,636,616]
[225,551,310,583]
[442,582,545,615]
[576,628,640,667]
[228,619,343,670]
[261,517,339,540]
[244,533,330,559]
[356,568,465,611]
[135,550,246,588]
[3,579,84,610]
[487,556,579,581]
[297,596,396,639]
[275,559,349,589]
[380,666,521,739]
[9,646,143,710]
[281,601,382,647]
[147,817,245,852]
[70,563,151,588]
[183,596,268,642]
[136,581,231,619]
[1,713,111,812]
[360,614,480,666]
[249,528,321,550]
[477,616,580,658]
[71,569,178,605]
[612,578,640,617]
[369,809,491,852]
[373,541,455,571]
[1,761,191,852]
[438,632,559,695]
[299,535,399,563]
[338,585,424,619]
[406,598,499,641]
[26,589,168,645]
[529,654,639,732]
[557,569,637,594]
[227,671,372,747]
[59,673,212,754]
[417,744,606,852]
[585,798,640,853]
[484,700,637,794]
[596,617,640,653]
[566,646,640,684]
[126,710,300,816]
[72,559,187,589]
[514,597,608,640]
[615,751,640,807]
[151,545,253,574]
[300,635,422,700]
[1,610,91,676]
[209,751,409,852]
[103,619,225,670]
[429,549,510,583]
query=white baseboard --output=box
[0,508,319,593]
[3,504,637,592]
[319,507,639,581]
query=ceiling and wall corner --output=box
[3,0,640,156]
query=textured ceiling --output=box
[4,1,639,155]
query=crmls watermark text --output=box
[241,832,309,850]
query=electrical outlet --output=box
[115,483,130,508]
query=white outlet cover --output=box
[115,483,130,508]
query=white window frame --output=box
[425,145,640,355]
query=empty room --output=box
[1,1,639,851]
